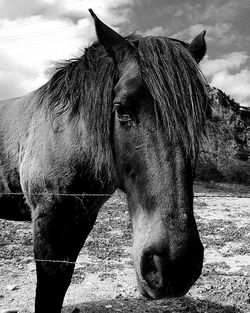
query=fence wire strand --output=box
[0,192,112,197]
[0,191,249,198]
[30,258,250,278]
[1,184,249,269]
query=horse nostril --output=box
[141,252,166,290]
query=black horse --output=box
[0,9,209,312]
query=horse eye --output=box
[114,105,132,123]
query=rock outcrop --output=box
[196,86,250,183]
[207,86,250,160]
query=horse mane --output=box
[37,42,118,181]
[37,34,209,180]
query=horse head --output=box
[90,9,208,299]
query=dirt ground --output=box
[0,182,249,313]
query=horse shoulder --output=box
[19,113,88,206]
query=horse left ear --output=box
[188,30,206,63]
[89,9,135,62]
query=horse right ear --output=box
[89,9,135,63]
[188,30,206,63]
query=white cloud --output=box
[0,0,137,99]
[201,52,250,107]
[201,52,249,77]
[0,17,87,97]
[210,68,250,107]
[0,50,41,98]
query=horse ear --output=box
[89,9,134,62]
[188,30,206,63]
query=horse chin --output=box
[136,271,193,300]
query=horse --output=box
[0,9,209,313]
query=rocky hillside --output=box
[196,86,250,183]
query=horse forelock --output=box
[36,34,209,181]
[131,35,209,158]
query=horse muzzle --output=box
[136,240,204,299]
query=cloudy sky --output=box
[0,0,249,106]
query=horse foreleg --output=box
[32,201,98,313]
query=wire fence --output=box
[0,191,249,198]
[1,189,249,268]
[195,194,250,198]
[0,192,112,197]
[1,152,249,270]
[30,259,250,278]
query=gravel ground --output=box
[0,182,249,313]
